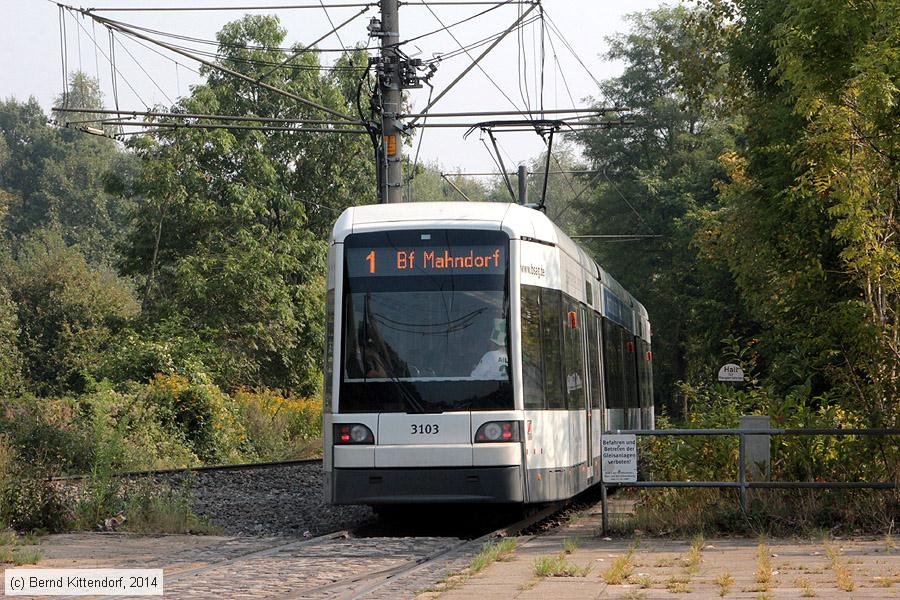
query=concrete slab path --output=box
[420,506,899,599]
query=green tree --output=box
[405,161,491,202]
[573,6,744,407]
[1,231,138,395]
[120,15,375,393]
[0,81,135,264]
[700,0,899,424]
[0,282,23,394]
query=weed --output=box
[666,575,691,593]
[683,534,704,573]
[600,550,634,584]
[11,548,41,565]
[873,576,896,587]
[715,572,734,596]
[755,540,772,586]
[533,554,589,577]
[655,556,677,567]
[795,577,815,597]
[822,539,854,591]
[632,573,652,588]
[470,538,517,574]
[123,482,219,534]
[562,536,579,554]
[622,591,645,600]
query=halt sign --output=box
[717,363,745,382]
[601,434,637,483]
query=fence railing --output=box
[599,427,900,535]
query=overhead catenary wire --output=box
[53,106,361,126]
[85,3,377,12]
[115,33,174,105]
[64,9,150,110]
[98,121,369,134]
[58,4,363,123]
[92,15,374,53]
[392,0,514,48]
[255,5,371,82]
[409,1,538,127]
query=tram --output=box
[323,202,653,505]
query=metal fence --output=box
[599,428,900,535]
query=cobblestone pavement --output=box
[423,505,900,600]
[1,531,480,599]
[5,509,897,599]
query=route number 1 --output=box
[365,250,375,274]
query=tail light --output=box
[334,423,374,445]
[475,421,521,443]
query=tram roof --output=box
[332,202,647,317]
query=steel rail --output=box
[49,457,322,482]
[304,501,565,600]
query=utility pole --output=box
[369,0,403,203]
[369,0,436,203]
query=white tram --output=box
[323,202,654,505]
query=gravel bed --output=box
[175,462,373,537]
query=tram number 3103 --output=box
[411,424,439,435]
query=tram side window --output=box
[521,286,545,410]
[588,314,602,409]
[623,334,639,409]
[563,297,585,410]
[540,288,566,409]
[323,288,334,413]
[639,340,653,409]
[602,319,625,409]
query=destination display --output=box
[345,245,506,277]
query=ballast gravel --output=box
[174,462,373,537]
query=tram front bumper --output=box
[331,465,524,504]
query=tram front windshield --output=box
[340,229,512,413]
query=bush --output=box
[122,480,218,534]
[1,230,139,395]
[1,476,69,533]
[233,389,322,461]
[139,374,244,463]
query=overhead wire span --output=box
[63,9,149,111]
[85,3,377,12]
[58,4,363,123]
[423,15,540,63]
[409,1,538,126]
[92,15,374,53]
[392,0,512,47]
[541,10,602,91]
[106,121,369,134]
[255,5,371,82]
[53,106,355,124]
[115,33,175,105]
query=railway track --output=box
[98,500,570,600]
[48,457,324,482]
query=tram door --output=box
[581,305,594,483]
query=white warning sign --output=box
[601,434,637,483]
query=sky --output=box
[1,0,665,173]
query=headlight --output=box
[475,421,520,443]
[334,423,374,445]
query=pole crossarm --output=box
[77,121,369,134]
[59,4,363,124]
